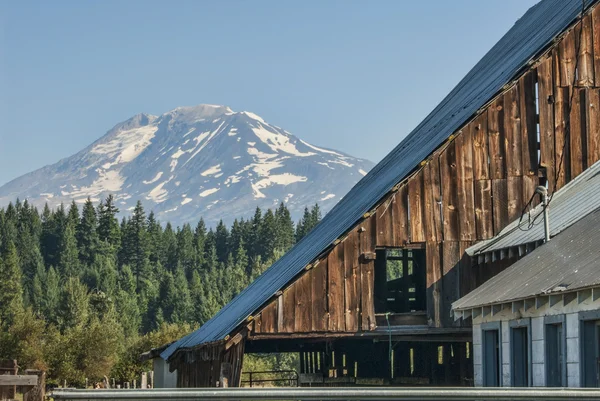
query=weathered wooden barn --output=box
[161,0,600,387]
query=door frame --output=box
[580,310,600,387]
[509,318,532,387]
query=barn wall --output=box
[250,3,600,335]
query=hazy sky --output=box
[0,0,538,186]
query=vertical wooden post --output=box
[141,372,148,389]
[0,359,18,400]
[220,362,232,388]
[23,370,45,401]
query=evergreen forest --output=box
[0,195,322,386]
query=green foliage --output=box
[0,195,322,385]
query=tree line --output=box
[0,196,321,386]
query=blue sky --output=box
[0,0,538,186]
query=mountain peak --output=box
[0,105,373,227]
[166,104,234,123]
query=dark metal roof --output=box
[453,206,600,311]
[467,159,600,256]
[161,0,597,361]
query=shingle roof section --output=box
[452,206,600,311]
[161,0,597,361]
[466,159,600,256]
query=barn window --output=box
[374,248,426,313]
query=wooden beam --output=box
[569,88,585,179]
[578,14,594,87]
[586,89,600,167]
[512,300,524,314]
[0,375,38,386]
[549,294,562,308]
[504,85,523,177]
[524,298,535,312]
[492,179,509,234]
[519,70,538,177]
[536,296,549,309]
[559,26,577,87]
[554,86,570,189]
[482,305,491,317]
[563,292,577,306]
[537,55,555,192]
[408,170,426,243]
[455,127,476,241]
[488,98,506,179]
[593,5,600,86]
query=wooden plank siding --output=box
[538,54,556,192]
[246,6,600,337]
[593,5,600,86]
[408,170,426,243]
[344,230,360,332]
[311,259,328,332]
[455,127,476,241]
[359,216,377,331]
[327,244,345,332]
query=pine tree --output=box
[249,207,262,259]
[176,224,196,278]
[40,203,61,267]
[30,263,46,314]
[259,209,277,260]
[193,219,206,271]
[121,201,150,291]
[58,276,90,330]
[214,220,229,263]
[158,271,176,322]
[146,211,163,265]
[67,200,79,227]
[171,266,193,323]
[162,223,178,271]
[295,206,312,242]
[97,195,121,248]
[189,270,203,323]
[77,198,99,266]
[44,266,61,324]
[57,219,79,278]
[310,203,322,228]
[0,242,23,326]
[275,202,295,252]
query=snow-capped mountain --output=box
[0,104,373,226]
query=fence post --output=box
[23,370,45,401]
[141,372,147,389]
[0,359,18,400]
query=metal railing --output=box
[51,387,600,400]
[241,370,299,387]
